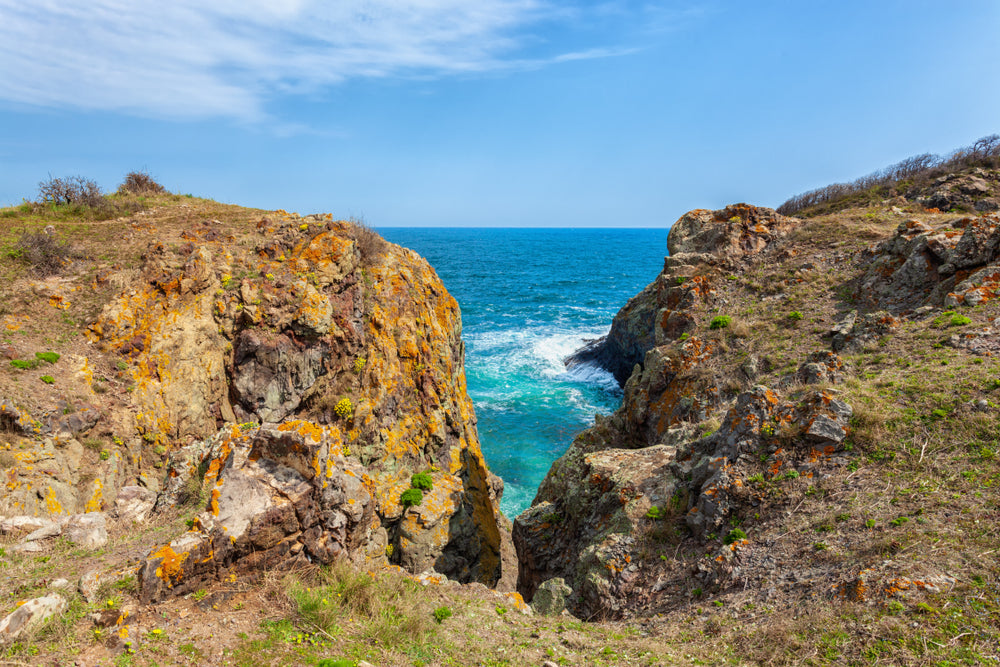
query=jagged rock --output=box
[0,399,38,435]
[681,387,852,539]
[831,311,899,352]
[230,330,329,422]
[114,485,156,523]
[63,513,108,549]
[513,444,677,617]
[567,205,798,387]
[914,172,1000,212]
[858,213,1000,311]
[0,594,67,643]
[531,578,572,616]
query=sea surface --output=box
[378,228,666,518]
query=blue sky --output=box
[1,1,998,227]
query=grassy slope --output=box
[1,187,998,666]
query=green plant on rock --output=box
[35,351,60,364]
[950,313,972,326]
[334,397,353,420]
[723,528,747,545]
[410,472,433,491]
[400,488,423,507]
[40,375,55,384]
[645,505,666,520]
[10,359,40,370]
[786,311,804,323]
[432,606,453,623]
[709,315,732,330]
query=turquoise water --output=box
[378,228,666,518]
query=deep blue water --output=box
[378,228,666,518]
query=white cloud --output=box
[0,0,623,121]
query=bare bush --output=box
[347,217,388,264]
[778,133,1000,216]
[118,170,165,195]
[14,231,76,276]
[38,175,105,207]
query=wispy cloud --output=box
[0,0,632,121]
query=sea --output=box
[378,228,667,518]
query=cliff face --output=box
[515,198,1000,619]
[0,204,514,599]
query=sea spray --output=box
[378,227,665,516]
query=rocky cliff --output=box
[0,203,515,602]
[516,196,1000,621]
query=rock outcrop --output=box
[516,204,861,618]
[565,204,799,385]
[1,209,513,601]
[857,213,1000,311]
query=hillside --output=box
[0,166,998,666]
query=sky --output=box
[1,1,998,227]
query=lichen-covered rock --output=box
[514,383,852,617]
[531,577,573,616]
[0,594,67,643]
[566,205,799,386]
[857,213,1000,311]
[913,170,1000,213]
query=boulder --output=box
[1,516,57,535]
[0,594,67,643]
[531,578,573,616]
[63,513,108,549]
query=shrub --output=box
[432,606,453,623]
[709,315,731,330]
[99,450,111,461]
[787,311,804,322]
[645,505,666,520]
[13,232,75,276]
[723,528,747,545]
[410,472,433,491]
[400,488,423,507]
[334,398,353,420]
[35,351,60,364]
[777,134,1000,216]
[353,357,366,374]
[38,175,105,207]
[118,171,165,195]
[950,314,972,326]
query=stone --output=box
[24,522,62,542]
[115,485,156,523]
[531,578,572,616]
[1,516,58,535]
[63,513,108,549]
[78,570,102,603]
[0,594,67,643]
